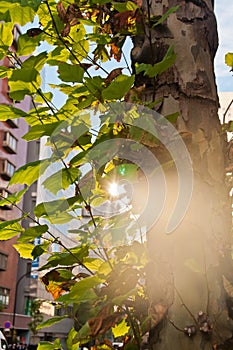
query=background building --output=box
[0,26,36,345]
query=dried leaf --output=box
[43,281,66,299]
[61,23,71,37]
[110,43,122,62]
[79,63,92,70]
[148,303,167,327]
[66,4,81,23]
[88,314,122,336]
[105,68,123,85]
[113,11,134,32]
[57,1,67,22]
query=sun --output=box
[108,182,119,197]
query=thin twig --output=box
[175,287,198,326]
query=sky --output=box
[215,1,233,92]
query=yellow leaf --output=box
[225,53,233,68]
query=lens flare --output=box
[109,182,119,197]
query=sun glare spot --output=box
[108,182,119,197]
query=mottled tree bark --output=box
[132,0,233,348]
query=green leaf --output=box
[112,318,130,338]
[0,188,28,207]
[36,316,68,330]
[82,257,103,271]
[91,196,107,207]
[152,5,179,26]
[8,75,41,100]
[0,66,9,78]
[32,241,50,259]
[0,22,13,49]
[13,243,34,259]
[34,92,53,104]
[37,340,62,350]
[22,52,47,72]
[58,276,102,302]
[58,63,84,83]
[165,112,179,123]
[17,225,48,243]
[9,159,49,186]
[136,45,176,77]
[42,212,76,224]
[225,52,233,68]
[39,245,89,271]
[0,105,25,121]
[17,33,41,56]
[23,122,62,141]
[10,67,38,83]
[42,167,81,195]
[34,196,79,218]
[85,76,105,98]
[102,75,135,100]
[7,2,36,25]
[113,1,138,12]
[0,219,23,240]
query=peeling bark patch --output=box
[176,1,206,22]
[191,44,200,61]
[186,70,211,96]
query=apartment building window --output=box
[3,131,18,153]
[0,252,8,270]
[0,287,10,307]
[0,188,12,210]
[0,159,15,180]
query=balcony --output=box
[3,131,18,154]
[0,159,16,180]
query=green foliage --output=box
[0,1,179,349]
[136,45,176,77]
[36,316,68,330]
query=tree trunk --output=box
[132,0,233,348]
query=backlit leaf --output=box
[58,276,102,302]
[0,219,23,240]
[13,243,34,259]
[36,316,68,330]
[39,245,89,271]
[17,33,41,55]
[42,167,81,195]
[0,188,28,207]
[112,318,130,338]
[0,22,13,49]
[10,67,39,82]
[102,75,135,100]
[225,52,233,68]
[23,122,62,141]
[37,341,62,350]
[9,159,50,186]
[58,62,84,83]
[17,225,48,243]
[22,52,48,72]
[0,104,26,121]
